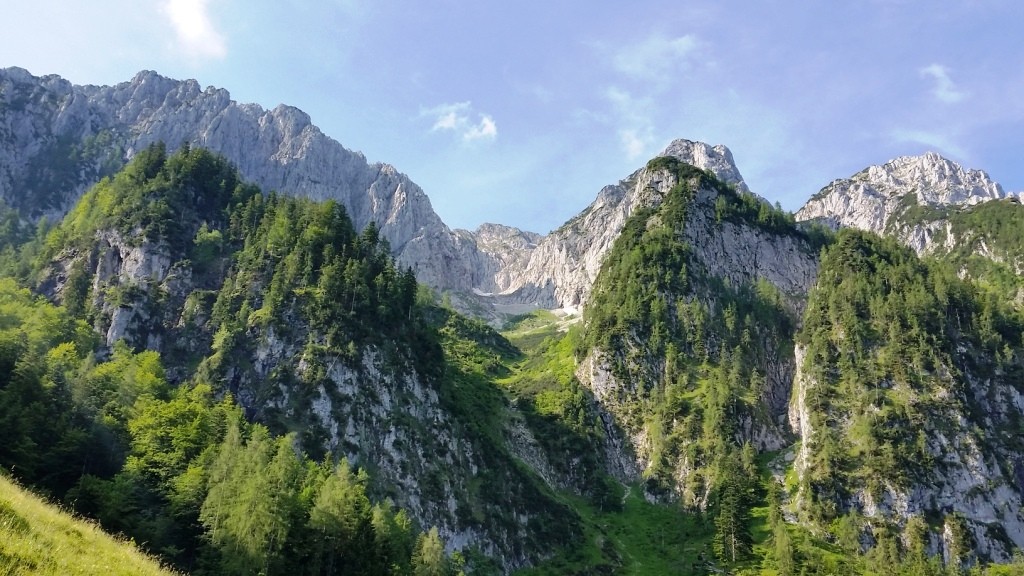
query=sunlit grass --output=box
[515,483,712,575]
[0,473,179,576]
[501,309,565,356]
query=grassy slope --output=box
[515,485,711,576]
[501,312,716,575]
[0,474,178,576]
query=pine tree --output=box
[712,450,753,564]
[412,526,450,576]
[199,424,302,575]
[308,458,373,574]
[773,523,795,576]
[371,502,415,574]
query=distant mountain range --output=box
[4,67,1020,323]
[2,67,1018,318]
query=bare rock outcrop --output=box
[464,139,759,312]
[0,67,477,293]
[796,152,1006,253]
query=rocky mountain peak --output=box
[453,138,783,314]
[0,67,784,321]
[796,152,1007,249]
[851,151,1004,206]
[0,66,480,294]
[659,139,750,193]
[472,223,543,247]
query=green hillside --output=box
[0,146,471,575]
[4,145,1024,575]
[0,473,177,576]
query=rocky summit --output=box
[0,66,486,295]
[459,138,761,313]
[796,151,1007,253]
[1,66,778,320]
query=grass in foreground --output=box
[0,473,179,576]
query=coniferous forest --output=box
[3,143,1024,576]
[1,145,458,575]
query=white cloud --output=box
[920,63,967,104]
[465,115,498,141]
[598,33,704,159]
[613,33,700,80]
[424,102,498,142]
[605,87,654,159]
[162,0,227,60]
[619,129,649,160]
[431,104,467,131]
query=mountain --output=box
[796,152,1006,253]
[0,66,490,295]
[573,155,821,495]
[16,144,586,573]
[560,152,1024,567]
[4,140,1024,574]
[460,139,761,312]
[6,65,1024,575]
[0,67,768,319]
[797,151,1024,302]
[789,229,1024,564]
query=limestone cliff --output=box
[571,156,820,505]
[796,152,1006,254]
[464,139,759,312]
[33,146,579,572]
[0,68,773,319]
[788,229,1024,564]
[0,66,481,293]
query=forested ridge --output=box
[0,144,462,575]
[531,158,1024,575]
[4,146,1024,576]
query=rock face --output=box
[0,67,766,319]
[14,65,1024,568]
[465,139,758,312]
[38,178,568,573]
[573,158,819,504]
[796,152,1006,253]
[789,338,1024,563]
[0,66,481,293]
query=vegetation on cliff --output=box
[3,146,1024,576]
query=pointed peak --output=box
[653,138,749,193]
[797,151,1007,244]
[1,66,36,82]
[130,69,161,81]
[888,150,960,170]
[852,152,1004,202]
[659,138,733,159]
[129,70,180,86]
[270,104,313,129]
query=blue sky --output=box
[4,1,1023,233]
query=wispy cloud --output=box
[464,115,497,140]
[596,33,705,160]
[162,0,227,60]
[920,63,967,104]
[605,87,654,160]
[424,102,498,142]
[619,129,649,160]
[613,33,700,80]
